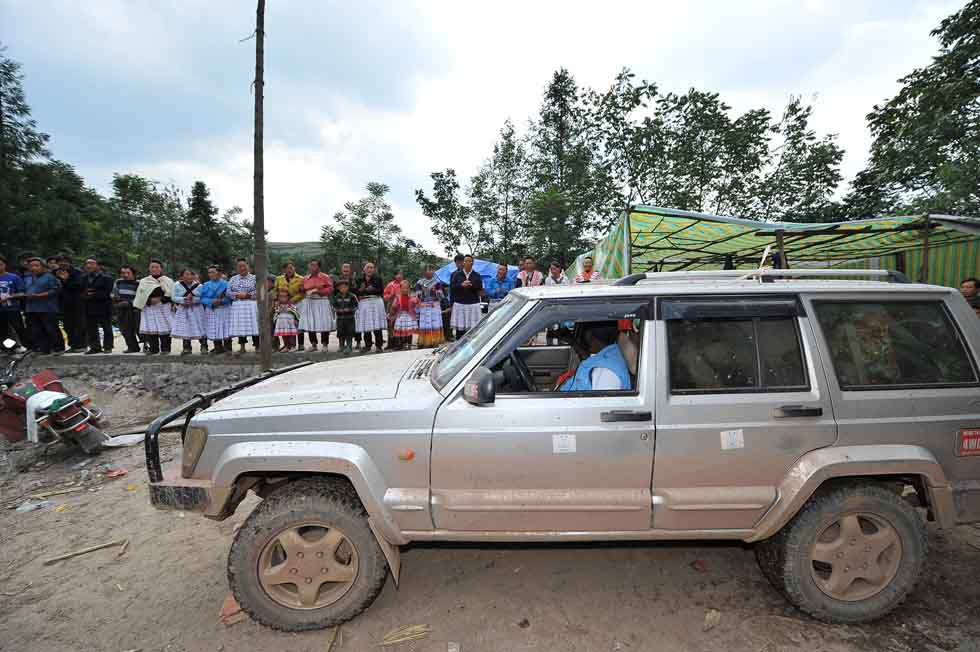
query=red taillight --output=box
[73,423,87,433]
[959,428,980,457]
[38,418,50,429]
[80,397,92,406]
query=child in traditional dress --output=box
[171,269,208,355]
[414,264,445,348]
[265,274,279,351]
[389,280,418,350]
[331,278,358,355]
[273,288,300,351]
[199,265,232,355]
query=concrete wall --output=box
[22,352,336,402]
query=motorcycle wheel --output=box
[73,425,107,455]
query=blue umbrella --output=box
[434,259,519,286]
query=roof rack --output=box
[613,268,912,286]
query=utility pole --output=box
[253,0,271,371]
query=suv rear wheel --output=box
[755,483,926,623]
[228,478,389,631]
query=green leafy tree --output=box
[324,182,438,276]
[0,44,50,180]
[754,98,844,222]
[415,169,486,256]
[470,120,531,262]
[185,180,230,271]
[527,69,616,263]
[847,0,980,216]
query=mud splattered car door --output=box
[429,299,655,533]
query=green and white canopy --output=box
[576,206,980,287]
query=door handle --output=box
[772,405,823,418]
[601,410,652,423]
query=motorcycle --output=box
[0,338,107,454]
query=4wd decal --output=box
[959,429,980,457]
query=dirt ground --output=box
[1,390,979,652]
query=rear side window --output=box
[667,317,808,393]
[814,301,977,389]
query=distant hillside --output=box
[267,241,322,259]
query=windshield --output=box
[431,293,527,389]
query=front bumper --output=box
[953,481,980,524]
[148,469,234,519]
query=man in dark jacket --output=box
[112,265,141,353]
[57,255,87,352]
[81,257,114,354]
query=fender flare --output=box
[748,444,954,542]
[212,441,409,550]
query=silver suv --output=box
[144,269,980,631]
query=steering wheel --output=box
[508,351,535,391]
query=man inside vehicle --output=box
[557,321,632,392]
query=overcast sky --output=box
[0,0,962,252]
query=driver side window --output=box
[486,300,646,395]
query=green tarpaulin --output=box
[575,206,980,287]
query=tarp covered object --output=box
[575,205,980,287]
[435,259,519,286]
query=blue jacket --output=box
[23,272,62,313]
[0,272,24,312]
[484,275,516,303]
[560,343,632,392]
[199,279,231,309]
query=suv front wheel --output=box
[228,477,389,631]
[755,483,926,623]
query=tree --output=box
[415,169,485,256]
[754,98,844,222]
[323,182,437,275]
[527,69,616,263]
[470,120,531,262]
[185,181,230,270]
[0,44,50,178]
[586,69,661,207]
[847,0,980,216]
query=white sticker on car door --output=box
[720,429,744,450]
[552,433,576,454]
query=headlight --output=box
[182,426,208,478]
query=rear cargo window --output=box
[667,317,808,393]
[814,301,977,390]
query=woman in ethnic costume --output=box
[135,259,174,355]
[355,261,385,353]
[298,259,335,351]
[170,268,207,355]
[199,265,233,355]
[228,258,260,354]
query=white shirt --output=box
[590,366,623,391]
[544,273,570,286]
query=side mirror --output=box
[463,366,495,406]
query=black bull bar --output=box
[144,361,314,482]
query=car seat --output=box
[617,329,640,387]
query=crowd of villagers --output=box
[0,251,603,357]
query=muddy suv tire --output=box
[755,483,926,624]
[228,477,389,631]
